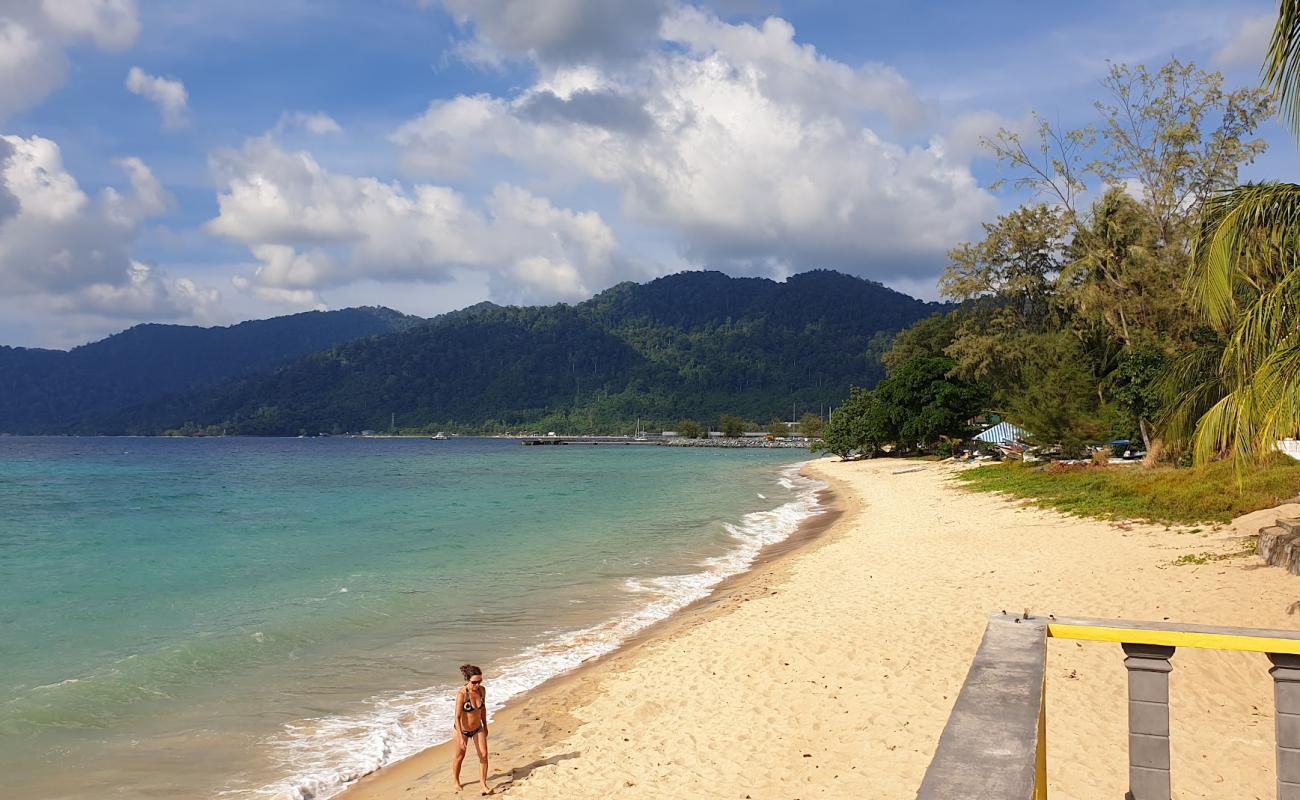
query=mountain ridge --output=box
[0,306,423,433]
[2,270,948,435]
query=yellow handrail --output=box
[1045,615,1300,655]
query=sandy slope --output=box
[346,458,1300,799]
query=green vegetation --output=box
[676,419,706,439]
[798,412,824,439]
[0,307,420,434]
[719,414,747,438]
[5,270,945,436]
[1173,540,1256,565]
[830,39,1294,467]
[954,455,1300,525]
[819,354,987,458]
[1164,1,1300,467]
[856,6,1300,528]
[961,59,1270,455]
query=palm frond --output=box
[1266,0,1300,138]
[1190,182,1300,330]
[1219,265,1300,382]
[1252,335,1300,446]
[1190,392,1245,465]
[1156,343,1226,449]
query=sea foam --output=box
[249,463,825,800]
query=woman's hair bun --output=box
[460,663,482,679]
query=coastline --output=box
[344,457,1300,799]
[340,460,850,799]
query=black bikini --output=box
[460,686,483,737]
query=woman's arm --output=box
[481,687,488,735]
[453,688,463,732]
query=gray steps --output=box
[1259,518,1300,575]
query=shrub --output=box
[719,414,746,438]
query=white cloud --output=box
[437,0,669,66]
[125,66,189,129]
[1215,15,1273,67]
[393,6,993,282]
[277,111,343,136]
[0,18,66,126]
[0,133,217,321]
[41,0,140,49]
[230,273,327,310]
[661,7,926,131]
[936,110,1029,164]
[0,0,140,123]
[58,260,220,318]
[207,135,638,307]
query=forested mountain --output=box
[3,271,946,435]
[0,306,421,433]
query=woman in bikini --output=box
[452,664,493,795]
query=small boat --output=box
[431,432,449,440]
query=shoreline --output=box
[344,457,1300,799]
[340,459,851,799]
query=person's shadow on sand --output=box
[430,751,581,797]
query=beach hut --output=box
[977,418,1034,457]
[977,418,1024,450]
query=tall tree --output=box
[820,387,885,459]
[873,357,989,451]
[974,56,1271,452]
[940,204,1070,406]
[881,312,959,375]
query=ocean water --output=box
[0,437,824,799]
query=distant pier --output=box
[520,436,661,446]
[519,435,809,448]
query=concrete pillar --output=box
[1270,653,1300,800]
[1122,643,1174,800]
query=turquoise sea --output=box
[0,437,822,799]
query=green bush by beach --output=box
[954,455,1300,525]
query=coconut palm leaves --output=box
[1176,2,1300,464]
[1267,0,1300,138]
[1171,252,1300,463]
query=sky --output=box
[0,0,1291,348]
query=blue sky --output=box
[0,0,1289,347]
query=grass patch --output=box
[1174,539,1258,565]
[954,454,1300,525]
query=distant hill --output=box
[0,271,948,435]
[44,270,947,436]
[0,306,422,433]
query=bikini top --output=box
[462,686,482,713]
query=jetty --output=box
[518,435,809,448]
[520,436,660,446]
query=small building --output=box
[974,421,1029,450]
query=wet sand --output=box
[344,458,1300,799]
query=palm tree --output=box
[1176,0,1300,464]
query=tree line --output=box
[671,412,825,440]
[823,19,1300,469]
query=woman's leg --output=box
[473,731,492,794]
[452,731,468,791]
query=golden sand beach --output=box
[345,457,1300,799]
